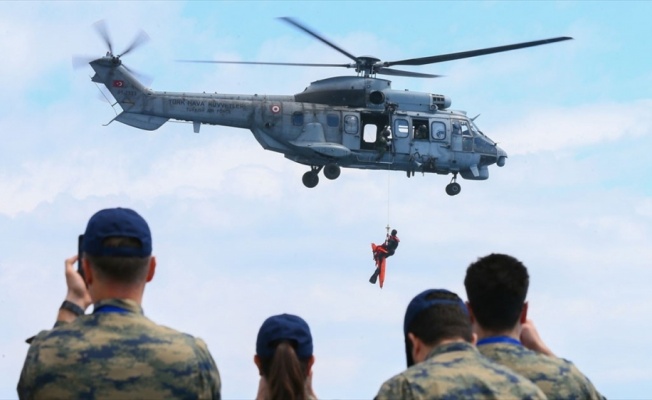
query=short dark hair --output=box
[85,237,150,283]
[464,253,529,331]
[407,290,473,346]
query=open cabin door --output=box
[392,117,411,154]
[342,113,361,151]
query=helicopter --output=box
[84,18,571,196]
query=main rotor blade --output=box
[93,19,113,55]
[118,30,150,58]
[176,59,351,68]
[279,17,359,63]
[385,36,573,67]
[376,67,441,78]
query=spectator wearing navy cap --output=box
[375,289,546,400]
[255,314,317,400]
[18,207,221,400]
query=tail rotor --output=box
[73,20,152,86]
[92,19,150,59]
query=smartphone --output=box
[77,234,85,280]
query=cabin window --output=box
[363,124,377,144]
[413,119,429,140]
[344,115,359,134]
[394,119,409,138]
[327,113,339,127]
[292,112,304,126]
[431,121,446,140]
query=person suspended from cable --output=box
[370,229,400,288]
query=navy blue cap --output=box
[82,208,152,257]
[403,289,468,367]
[256,314,313,359]
[403,289,468,335]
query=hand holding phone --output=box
[77,234,85,280]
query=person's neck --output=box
[473,323,520,341]
[90,284,144,305]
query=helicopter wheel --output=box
[302,171,319,188]
[323,163,341,180]
[445,182,461,196]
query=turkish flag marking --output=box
[112,80,125,88]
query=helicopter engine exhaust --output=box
[369,91,385,105]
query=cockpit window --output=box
[461,121,471,137]
[470,119,488,139]
[453,120,471,137]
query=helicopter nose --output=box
[496,147,507,167]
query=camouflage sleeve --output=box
[375,375,415,400]
[568,362,605,400]
[17,330,50,399]
[17,351,32,399]
[193,338,221,400]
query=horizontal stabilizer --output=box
[291,141,351,158]
[115,112,169,131]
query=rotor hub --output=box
[355,56,381,75]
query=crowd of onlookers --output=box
[17,207,604,399]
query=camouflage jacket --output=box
[478,338,604,400]
[375,341,546,400]
[17,298,221,400]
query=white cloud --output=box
[3,3,652,399]
[498,100,652,155]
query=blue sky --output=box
[1,1,651,399]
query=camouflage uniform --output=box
[478,339,604,399]
[375,341,546,400]
[17,298,221,400]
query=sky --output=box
[1,1,651,398]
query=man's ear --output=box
[253,355,263,375]
[82,258,93,286]
[407,332,423,363]
[146,256,156,282]
[519,301,529,324]
[466,301,475,324]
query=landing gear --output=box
[302,165,324,188]
[323,163,341,180]
[445,174,461,196]
[302,164,341,188]
[302,171,319,188]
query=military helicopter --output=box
[84,18,571,195]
